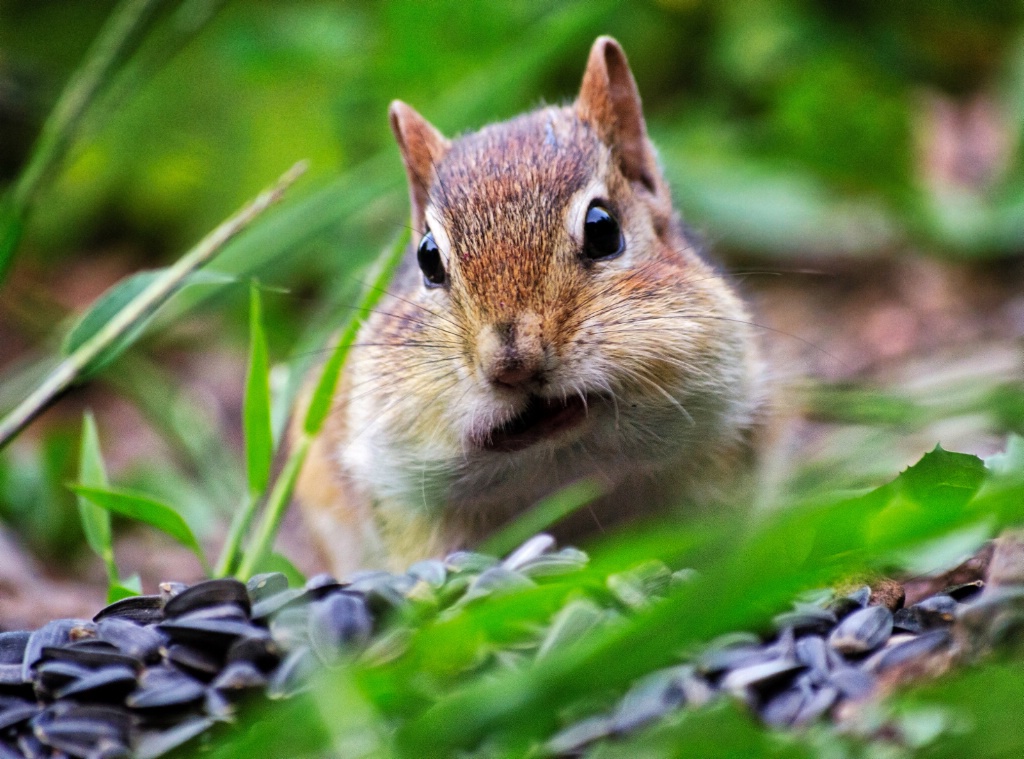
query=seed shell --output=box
[828,605,893,654]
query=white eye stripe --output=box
[424,207,452,265]
[564,180,609,245]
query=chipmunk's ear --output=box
[576,36,658,193]
[389,100,451,233]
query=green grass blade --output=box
[479,478,605,557]
[214,493,256,578]
[75,411,117,586]
[302,229,409,436]
[0,161,305,450]
[108,574,143,604]
[233,230,408,581]
[61,269,236,379]
[70,484,209,573]
[243,282,273,495]
[255,552,306,587]
[235,436,309,580]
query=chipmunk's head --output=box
[378,36,755,464]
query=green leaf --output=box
[75,412,118,587]
[70,484,208,571]
[244,282,273,495]
[898,445,987,510]
[303,229,409,435]
[480,479,604,557]
[893,659,1024,757]
[255,552,306,588]
[61,269,235,379]
[107,574,142,604]
[76,413,112,554]
[865,447,986,549]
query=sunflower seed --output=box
[720,658,803,694]
[828,605,893,654]
[0,632,30,665]
[226,635,280,671]
[518,549,589,579]
[0,702,38,731]
[211,661,267,697]
[945,580,984,601]
[23,620,88,682]
[537,599,606,659]
[304,573,343,595]
[828,666,875,699]
[863,629,952,674]
[698,645,773,676]
[830,586,871,617]
[34,717,128,757]
[250,588,305,621]
[894,597,956,635]
[407,560,446,588]
[792,685,838,725]
[158,583,188,604]
[501,534,556,572]
[162,579,250,618]
[915,594,958,620]
[35,660,92,694]
[611,666,689,733]
[308,593,372,664]
[162,644,222,679]
[55,665,137,701]
[135,716,214,759]
[546,715,612,755]
[127,668,205,710]
[246,572,289,603]
[773,604,837,634]
[345,572,407,610]
[203,688,234,722]
[461,567,534,603]
[444,551,498,574]
[93,597,163,626]
[96,618,166,663]
[268,607,310,650]
[40,646,140,672]
[158,617,265,649]
[794,635,827,676]
[761,687,806,727]
[607,561,672,609]
[266,647,314,700]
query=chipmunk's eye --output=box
[417,229,446,287]
[583,203,623,261]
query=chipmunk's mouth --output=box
[478,394,591,453]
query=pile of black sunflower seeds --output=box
[0,533,1014,759]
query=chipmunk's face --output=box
[410,109,675,455]
[352,38,757,510]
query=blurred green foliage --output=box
[0,0,1023,603]
[183,445,1024,758]
[0,3,1024,755]
[4,0,1024,270]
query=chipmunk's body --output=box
[297,38,766,575]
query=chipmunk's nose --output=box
[477,313,547,389]
[490,360,539,388]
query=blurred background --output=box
[1,0,1023,624]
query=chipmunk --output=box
[296,37,766,576]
